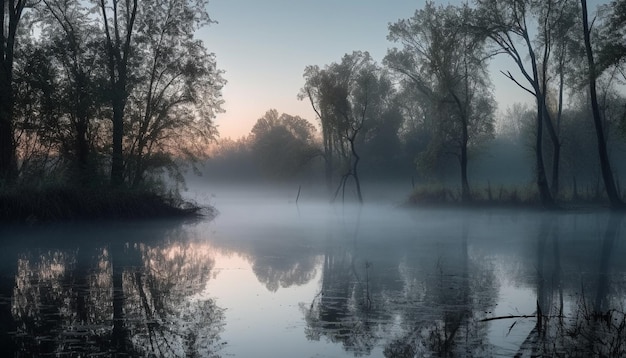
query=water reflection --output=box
[2,207,626,357]
[3,223,225,357]
[521,213,626,357]
[297,209,626,357]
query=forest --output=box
[206,0,626,209]
[1,0,626,221]
[0,0,224,220]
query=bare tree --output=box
[580,0,624,209]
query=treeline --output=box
[209,0,626,208]
[203,107,415,186]
[0,0,224,191]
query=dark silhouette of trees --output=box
[95,0,138,187]
[0,0,224,193]
[37,0,105,184]
[125,0,223,188]
[250,109,320,179]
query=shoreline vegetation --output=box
[406,184,621,211]
[0,185,214,224]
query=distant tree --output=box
[250,109,319,179]
[386,2,495,202]
[303,51,393,203]
[357,102,407,179]
[202,137,261,181]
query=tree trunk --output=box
[551,137,560,197]
[460,121,471,203]
[324,130,333,196]
[543,108,561,198]
[536,96,555,208]
[0,88,16,182]
[0,1,22,184]
[111,94,125,187]
[75,103,90,185]
[75,123,89,183]
[581,0,624,209]
[349,136,363,204]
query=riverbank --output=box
[405,185,616,211]
[0,185,214,223]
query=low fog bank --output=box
[184,174,414,208]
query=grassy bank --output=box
[0,185,214,223]
[406,184,612,210]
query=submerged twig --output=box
[479,314,537,322]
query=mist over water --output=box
[1,181,625,357]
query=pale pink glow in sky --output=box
[199,0,609,140]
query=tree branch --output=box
[501,70,536,96]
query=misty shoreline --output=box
[0,186,213,224]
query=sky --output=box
[198,0,607,140]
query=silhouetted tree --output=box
[37,0,106,184]
[94,0,138,187]
[300,65,342,195]
[302,51,395,203]
[580,0,624,209]
[475,0,574,207]
[125,0,224,188]
[250,109,319,179]
[0,0,34,182]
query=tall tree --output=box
[301,51,391,203]
[475,0,574,207]
[95,0,138,186]
[40,0,105,183]
[386,2,495,202]
[0,0,31,182]
[125,0,223,187]
[300,65,339,194]
[580,0,624,208]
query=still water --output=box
[1,185,625,357]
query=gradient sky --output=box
[199,0,607,140]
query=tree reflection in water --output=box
[302,215,497,357]
[7,225,225,357]
[302,212,626,357]
[383,218,497,357]
[514,213,626,357]
[250,243,319,292]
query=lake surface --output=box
[1,184,625,357]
